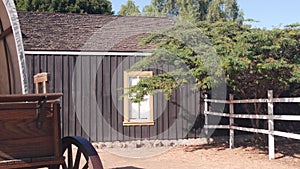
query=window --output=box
[123,71,154,126]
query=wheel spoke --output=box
[61,136,104,169]
[83,162,88,169]
[73,148,82,169]
[62,162,67,169]
[67,144,73,169]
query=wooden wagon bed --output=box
[0,93,64,168]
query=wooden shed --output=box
[18,12,204,142]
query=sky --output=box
[111,0,300,29]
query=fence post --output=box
[204,94,210,143]
[229,94,234,149]
[268,90,275,160]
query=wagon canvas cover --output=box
[0,0,27,94]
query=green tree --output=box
[143,0,166,17]
[14,0,113,14]
[129,20,300,141]
[197,21,300,99]
[199,21,300,140]
[206,0,242,22]
[143,0,190,17]
[15,0,30,11]
[118,0,141,16]
[143,0,242,23]
[127,21,224,102]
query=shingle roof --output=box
[18,12,174,52]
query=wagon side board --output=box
[0,100,64,168]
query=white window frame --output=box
[123,71,154,126]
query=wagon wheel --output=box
[60,136,104,169]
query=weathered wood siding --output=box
[25,54,203,142]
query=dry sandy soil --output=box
[96,140,300,169]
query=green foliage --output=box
[197,21,300,98]
[143,0,243,23]
[206,0,242,23]
[127,21,223,102]
[127,19,300,102]
[118,0,141,16]
[14,0,113,14]
[143,0,167,17]
[126,73,179,103]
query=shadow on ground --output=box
[113,166,143,169]
[183,136,300,159]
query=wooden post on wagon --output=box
[34,72,49,93]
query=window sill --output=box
[123,121,155,126]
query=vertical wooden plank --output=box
[40,55,47,73]
[33,55,40,92]
[25,54,34,93]
[195,92,200,138]
[69,55,76,137]
[134,56,142,140]
[141,56,150,140]
[117,56,125,141]
[96,56,104,141]
[62,55,69,137]
[182,85,188,139]
[74,56,82,137]
[163,70,169,140]
[89,56,98,141]
[95,56,100,141]
[190,90,199,138]
[103,56,111,141]
[149,91,157,139]
[177,88,183,139]
[192,89,203,138]
[268,90,275,160]
[122,56,130,141]
[110,55,118,141]
[54,56,63,138]
[168,88,177,140]
[165,101,170,140]
[54,56,63,93]
[175,88,181,140]
[129,56,135,140]
[81,56,90,140]
[149,90,157,139]
[141,126,149,140]
[229,94,234,149]
[141,60,151,139]
[46,55,55,93]
[187,85,194,139]
[156,68,164,140]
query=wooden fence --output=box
[204,90,300,160]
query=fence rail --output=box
[204,90,300,160]
[206,97,300,104]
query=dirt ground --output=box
[96,140,300,169]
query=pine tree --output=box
[142,0,242,23]
[118,0,141,16]
[143,0,166,17]
[206,0,242,22]
[14,0,113,14]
